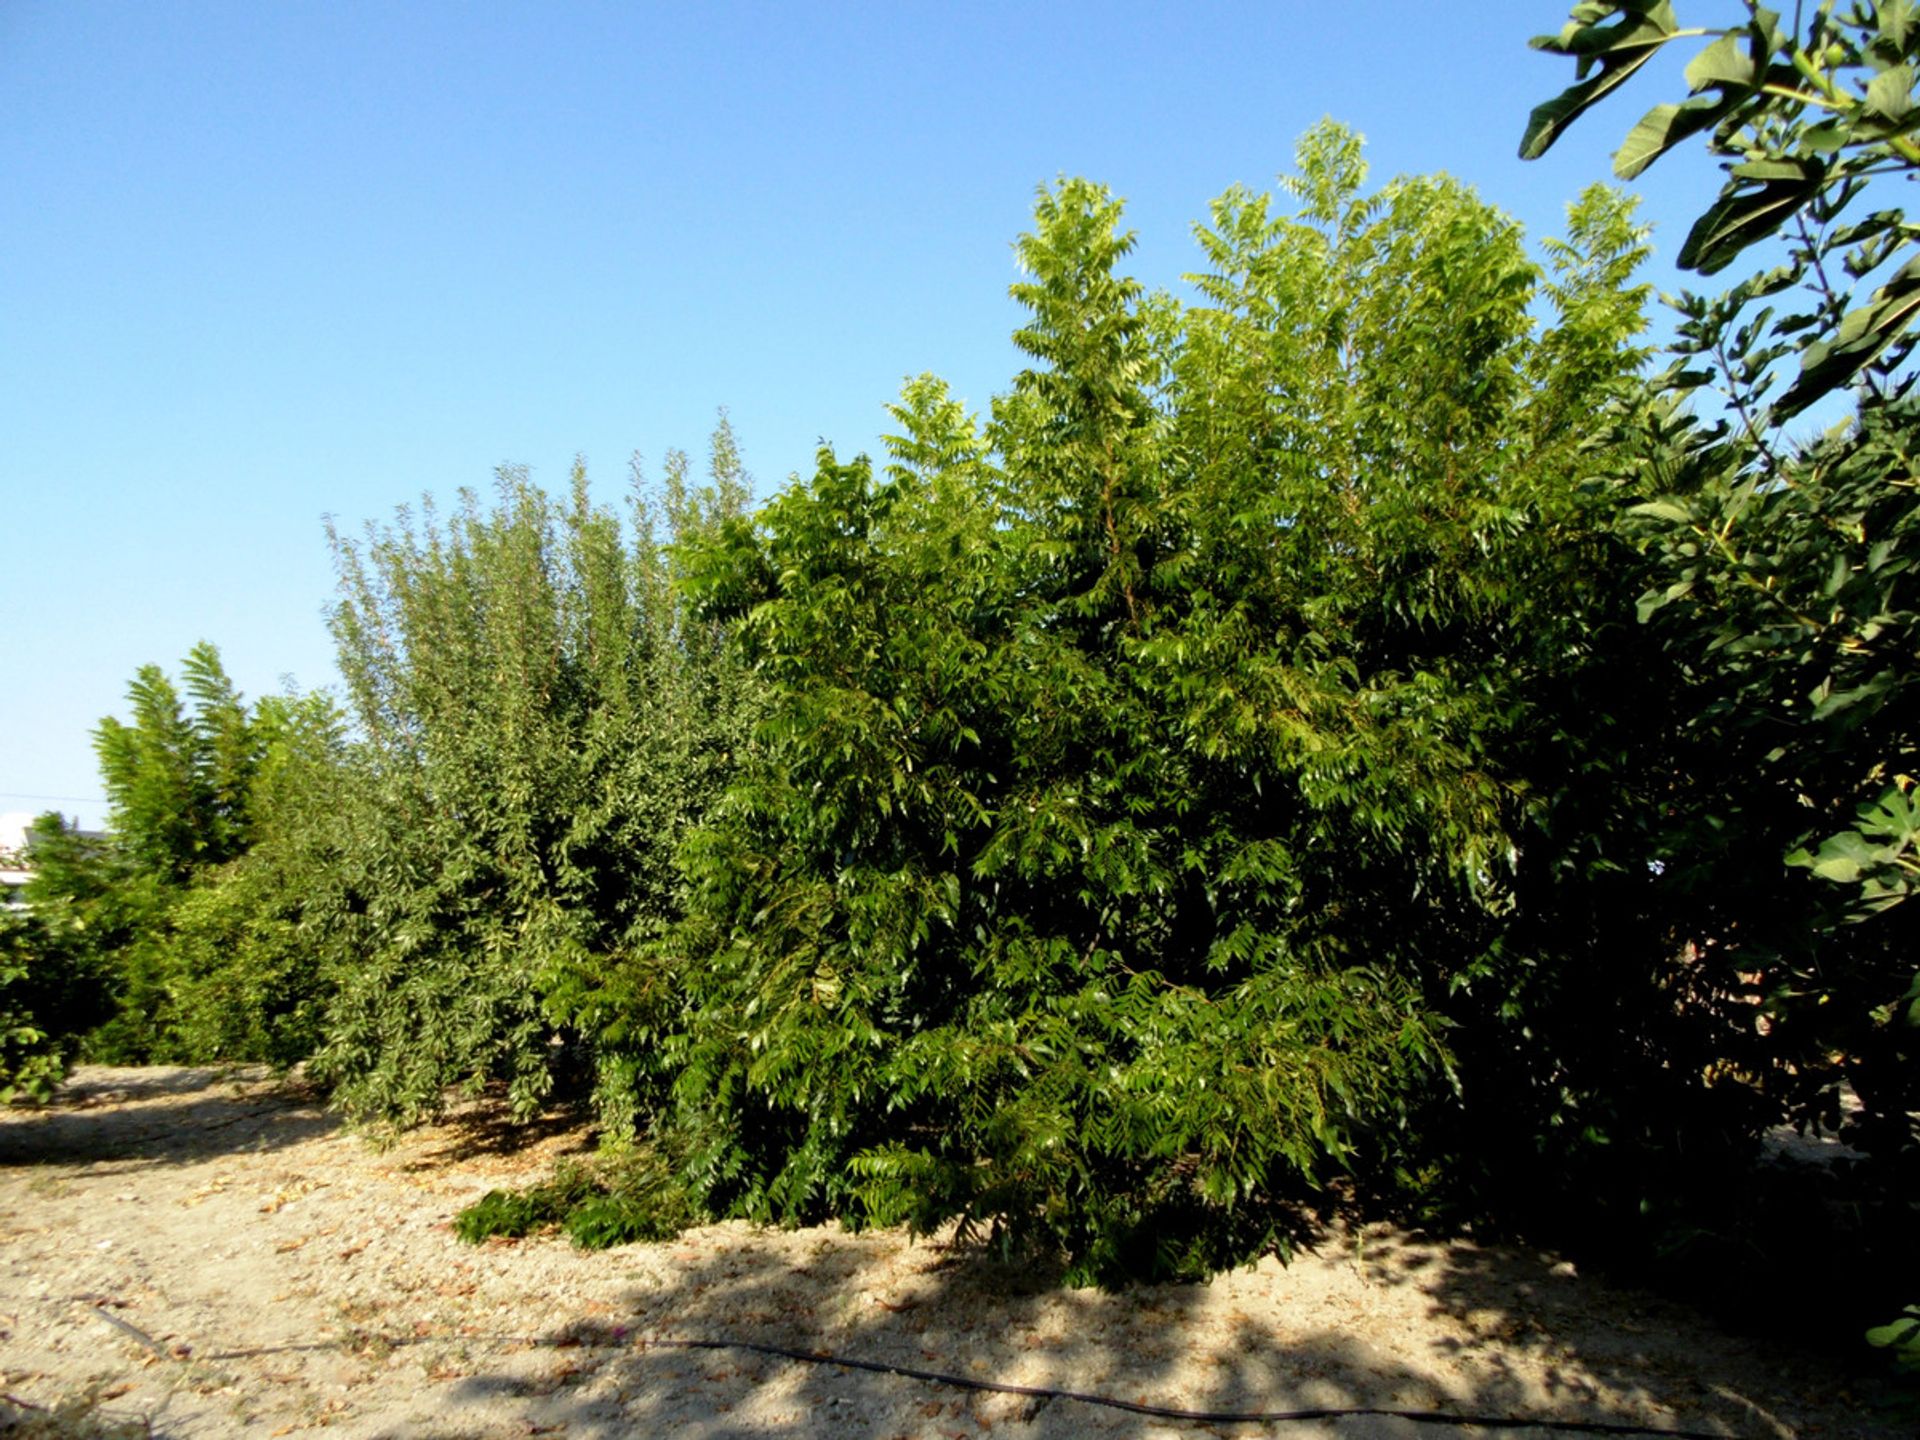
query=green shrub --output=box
[310,438,758,1130]
[454,1163,601,1243]
[3,819,120,1099]
[454,1149,698,1250]
[1,908,91,1104]
[663,125,1661,1283]
[32,650,345,1071]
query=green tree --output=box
[1,817,115,1102]
[22,646,347,1068]
[160,691,355,1066]
[71,645,284,1060]
[665,126,1659,1281]
[94,643,260,884]
[311,428,758,1129]
[1525,0,1920,1173]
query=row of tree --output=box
[2,0,1912,1312]
[1,439,755,1111]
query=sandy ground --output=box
[0,1066,1898,1439]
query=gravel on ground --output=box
[0,1066,1895,1438]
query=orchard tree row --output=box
[4,2,1914,1320]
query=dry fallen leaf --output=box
[182,1174,236,1208]
[261,1178,331,1213]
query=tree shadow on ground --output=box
[395,1099,595,1168]
[403,1218,1893,1440]
[10,1071,1894,1437]
[0,1066,336,1169]
[0,1068,594,1176]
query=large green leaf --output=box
[1628,498,1695,523]
[1521,4,1682,159]
[1676,160,1825,273]
[1529,1,1679,62]
[1786,830,1873,884]
[1865,1305,1920,1359]
[1775,252,1920,415]
[1615,97,1736,179]
[1866,62,1915,124]
[1683,30,1757,91]
[1608,26,1761,179]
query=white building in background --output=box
[0,811,106,909]
[1,811,36,909]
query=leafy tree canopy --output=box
[665,123,1658,1281]
[1526,0,1920,1169]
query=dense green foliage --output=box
[1,821,114,1102]
[655,127,1669,1281]
[15,434,755,1120]
[310,439,757,1128]
[1524,0,1919,1354]
[0,910,62,1103]
[1526,0,1918,1182]
[455,1148,696,1249]
[11,650,343,1070]
[156,691,353,1067]
[14,12,1912,1338]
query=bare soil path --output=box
[0,1067,1895,1438]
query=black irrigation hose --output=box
[87,1304,173,1359]
[69,1300,1737,1438]
[639,1335,1733,1437]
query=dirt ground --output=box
[0,1067,1899,1438]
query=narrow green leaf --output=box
[1811,677,1889,719]
[1823,553,1852,597]
[1729,157,1820,182]
[1629,499,1694,522]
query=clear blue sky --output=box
[3,1,1743,829]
